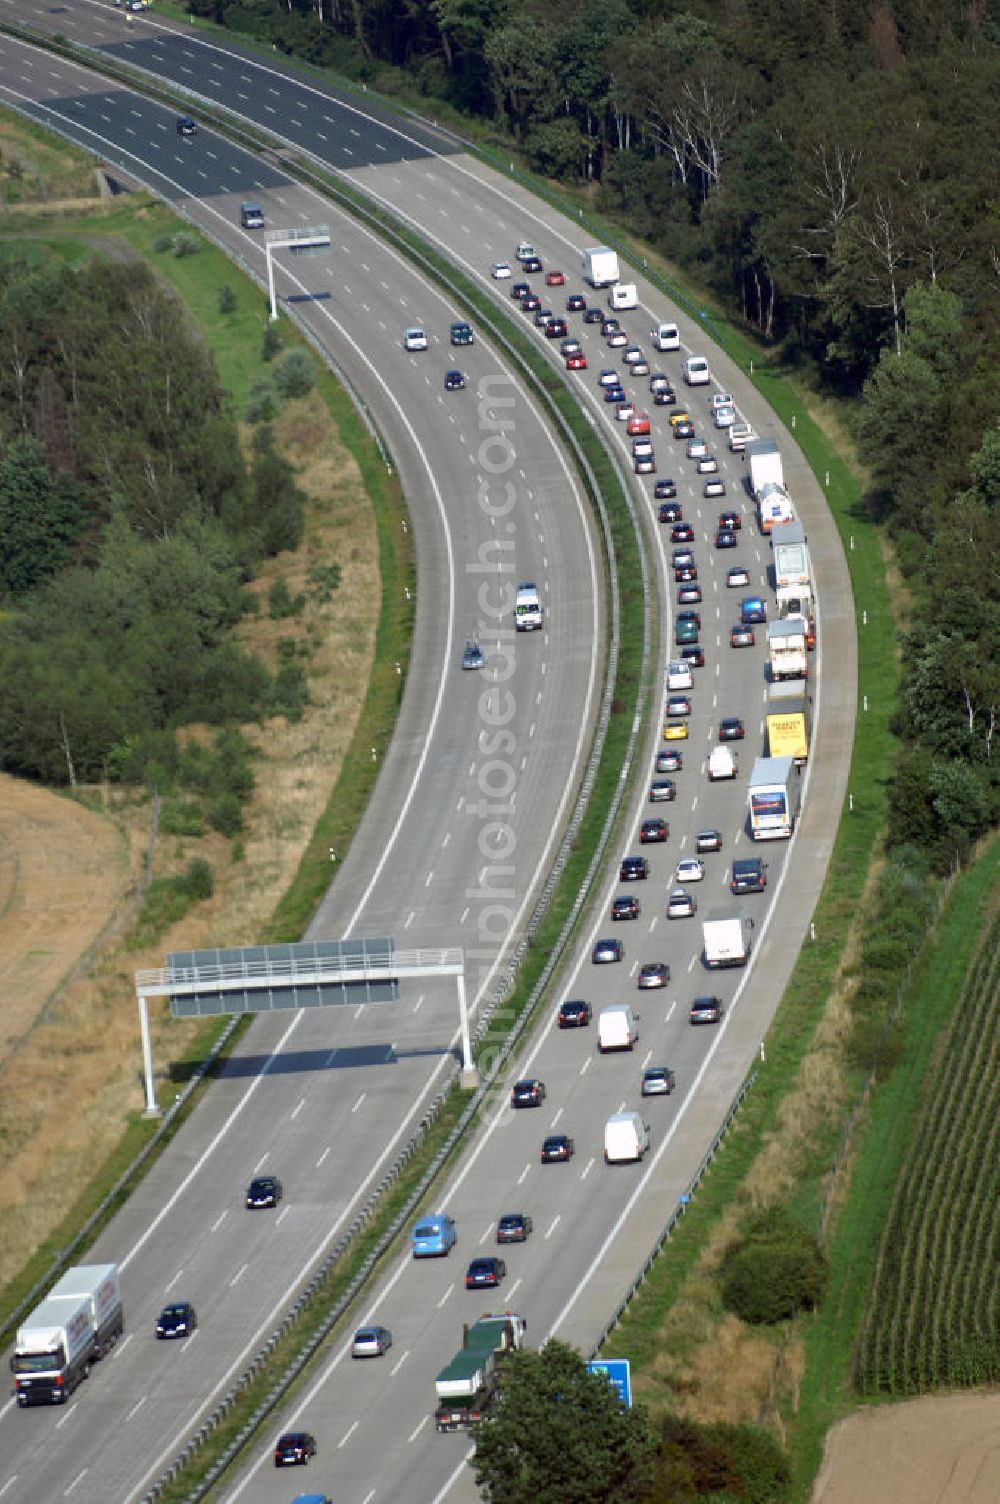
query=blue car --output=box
[412,1214,457,1258]
[740,595,767,624]
[603,386,625,404]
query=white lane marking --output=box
[229,1264,248,1287]
[126,1396,147,1422]
[545,1215,561,1240]
[112,1333,134,1362]
[579,1056,592,1076]
[642,1049,653,1068]
[436,1284,454,1309]
[479,1225,492,1245]
[352,1092,366,1114]
[164,1269,183,1293]
[63,1469,87,1496]
[210,1210,228,1233]
[408,1417,429,1443]
[290,1097,305,1121]
[581,1157,596,1179]
[316,1147,331,1167]
[390,1349,409,1376]
[550,1107,563,1127]
[517,1162,531,1185]
[338,1420,359,1449]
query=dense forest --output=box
[191,0,1000,869]
[0,259,307,792]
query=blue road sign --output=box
[588,1358,632,1408]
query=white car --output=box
[491,261,512,279]
[697,455,719,474]
[616,402,637,422]
[598,369,621,388]
[711,391,734,410]
[704,477,726,497]
[686,438,708,459]
[622,346,645,366]
[634,454,656,474]
[632,359,650,376]
[403,327,428,351]
[727,566,751,588]
[632,438,654,459]
[714,405,737,428]
[666,660,693,690]
[675,857,705,883]
[606,330,628,347]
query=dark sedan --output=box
[541,1135,575,1163]
[558,998,592,1026]
[155,1302,197,1340]
[274,1431,317,1467]
[612,895,641,920]
[496,1213,533,1243]
[640,818,668,844]
[466,1256,506,1289]
[593,937,624,963]
[510,1078,546,1108]
[246,1174,282,1209]
[621,855,650,880]
[671,523,695,543]
[719,717,745,741]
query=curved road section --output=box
[0,12,856,1504]
[0,32,604,1504]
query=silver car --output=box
[667,889,696,919]
[352,1325,392,1358]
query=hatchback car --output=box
[607,329,628,348]
[450,321,473,346]
[672,548,694,568]
[351,1325,392,1358]
[511,281,530,300]
[274,1431,317,1467]
[621,854,650,880]
[642,1066,676,1095]
[696,455,718,474]
[156,1302,197,1339]
[640,818,668,844]
[534,306,553,327]
[491,261,512,279]
[522,255,543,274]
[674,564,697,584]
[246,1174,282,1209]
[634,454,656,474]
[678,608,701,629]
[616,402,637,422]
[741,596,767,624]
[711,391,734,411]
[667,889,696,919]
[496,1212,533,1243]
[662,720,688,741]
[730,624,755,648]
[686,437,708,459]
[655,480,678,501]
[656,748,683,773]
[715,529,737,548]
[658,502,681,524]
[676,618,699,646]
[558,998,593,1026]
[649,373,673,393]
[649,778,676,803]
[673,419,695,439]
[669,410,692,428]
[653,387,676,405]
[719,717,745,740]
[444,369,466,391]
[462,637,485,669]
[510,1078,546,1108]
[719,510,741,531]
[561,337,582,357]
[638,963,670,991]
[403,327,428,351]
[727,566,751,588]
[541,1135,575,1163]
[466,1257,506,1289]
[598,368,621,387]
[632,357,650,375]
[676,857,705,883]
[566,292,587,311]
[545,269,565,286]
[622,344,645,365]
[714,405,736,428]
[671,523,695,543]
[412,1214,457,1257]
[677,584,702,604]
[176,115,197,136]
[690,995,723,1026]
[593,937,624,963]
[612,894,641,920]
[696,828,723,853]
[633,437,654,458]
[681,644,706,667]
[667,694,692,717]
[545,317,568,338]
[704,477,726,498]
[566,352,587,370]
[584,306,604,323]
[522,293,541,312]
[601,316,621,335]
[604,385,626,404]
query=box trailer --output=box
[746,438,783,499]
[702,911,753,968]
[767,617,809,681]
[748,755,802,840]
[766,683,812,765]
[582,247,619,287]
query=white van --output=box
[683,354,710,386]
[514,582,543,632]
[651,321,680,351]
[597,1005,638,1052]
[708,746,737,781]
[667,660,693,691]
[604,1111,651,1164]
[608,283,638,311]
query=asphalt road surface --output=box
[0,13,856,1504]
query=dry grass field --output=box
[0,388,377,1288]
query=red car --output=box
[545,269,565,286]
[627,412,651,436]
[566,352,587,370]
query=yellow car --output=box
[668,411,692,429]
[662,720,689,741]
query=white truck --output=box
[604,1111,651,1164]
[708,746,738,781]
[772,519,814,620]
[597,1005,638,1052]
[582,247,620,287]
[748,755,802,840]
[608,282,638,310]
[514,581,543,632]
[702,911,753,968]
[12,1263,123,1407]
[767,617,809,681]
[757,483,796,535]
[434,1312,527,1431]
[746,438,783,499]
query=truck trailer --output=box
[12,1263,123,1407]
[757,483,796,535]
[434,1312,527,1431]
[766,683,812,765]
[767,617,809,681]
[702,911,753,968]
[746,438,783,499]
[748,755,802,840]
[582,247,620,287]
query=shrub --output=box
[245,383,277,425]
[272,349,315,398]
[651,1412,791,1503]
[269,663,309,720]
[159,800,205,837]
[153,234,173,254]
[207,790,244,837]
[268,578,304,618]
[218,284,237,314]
[179,857,214,901]
[719,1207,828,1325]
[173,233,200,259]
[261,325,282,362]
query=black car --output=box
[466,1256,506,1288]
[245,1174,282,1209]
[601,316,621,335]
[674,564,698,583]
[450,321,474,346]
[719,509,741,531]
[593,937,624,963]
[566,293,587,311]
[671,523,695,543]
[658,502,681,525]
[655,480,679,502]
[690,995,723,1025]
[497,1212,533,1243]
[656,748,682,773]
[640,818,668,844]
[521,255,543,273]
[511,281,530,300]
[541,1134,575,1163]
[653,388,677,405]
[620,854,650,880]
[522,293,541,312]
[545,317,568,338]
[511,1078,546,1108]
[719,717,745,741]
[673,419,695,438]
[681,645,706,668]
[612,895,641,920]
[444,369,466,391]
[558,998,592,1026]
[583,306,604,323]
[731,624,755,648]
[731,857,767,893]
[274,1431,317,1467]
[155,1301,197,1339]
[176,115,197,136]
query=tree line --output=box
[0,257,307,790]
[191,0,999,868]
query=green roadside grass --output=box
[790,837,1000,1495]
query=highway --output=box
[0,12,856,1504]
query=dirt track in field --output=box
[812,1392,1000,1504]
